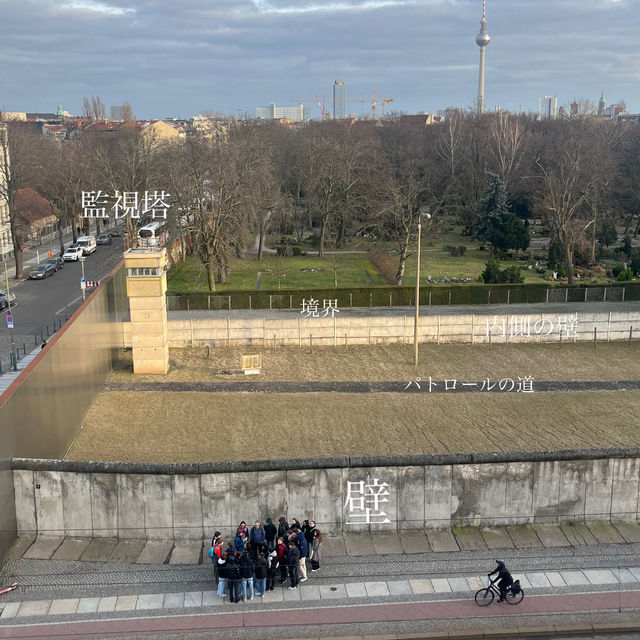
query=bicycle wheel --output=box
[475,587,494,606]
[506,588,524,605]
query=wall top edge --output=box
[11,448,640,475]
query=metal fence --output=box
[167,282,640,312]
[0,315,69,375]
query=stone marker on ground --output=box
[431,578,452,593]
[115,595,138,611]
[319,584,347,600]
[136,594,165,610]
[506,524,542,548]
[109,539,146,563]
[532,523,571,547]
[22,536,64,560]
[364,581,390,597]
[371,532,403,555]
[136,540,173,564]
[426,529,459,552]
[300,585,321,601]
[399,530,431,554]
[387,580,413,596]
[163,592,185,609]
[6,535,36,560]
[76,597,100,614]
[97,596,117,612]
[525,572,551,588]
[480,527,514,549]
[560,571,590,586]
[17,600,51,617]
[448,577,471,592]
[583,569,618,585]
[184,592,202,608]
[343,533,375,556]
[52,538,91,562]
[169,542,202,565]
[0,603,21,619]
[452,526,487,551]
[345,582,367,598]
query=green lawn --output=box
[167,248,543,292]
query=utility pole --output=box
[413,212,431,366]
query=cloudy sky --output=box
[0,0,638,119]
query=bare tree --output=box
[488,112,527,192]
[82,95,106,121]
[122,102,135,122]
[0,122,41,277]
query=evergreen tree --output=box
[476,173,530,252]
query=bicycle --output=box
[474,578,524,606]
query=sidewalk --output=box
[1,524,640,637]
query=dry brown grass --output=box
[109,341,640,383]
[67,390,640,463]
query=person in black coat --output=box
[488,560,513,602]
[226,552,242,603]
[286,542,300,589]
[266,548,278,591]
[264,518,277,551]
[239,551,255,600]
[254,552,268,597]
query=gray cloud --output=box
[0,0,638,117]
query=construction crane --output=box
[346,89,394,120]
[291,96,331,120]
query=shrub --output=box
[612,264,625,278]
[368,247,397,285]
[458,246,467,256]
[449,246,460,257]
[631,253,640,276]
[481,257,504,284]
[597,247,613,259]
[276,245,288,257]
[623,235,633,258]
[617,267,634,281]
[503,265,525,283]
[291,245,303,256]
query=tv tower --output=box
[475,0,490,113]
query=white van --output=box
[76,235,97,255]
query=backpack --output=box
[510,579,521,594]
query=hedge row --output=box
[167,282,640,311]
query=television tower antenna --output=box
[476,0,490,114]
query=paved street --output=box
[0,237,124,361]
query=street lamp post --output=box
[3,258,17,371]
[413,212,431,367]
[79,255,86,301]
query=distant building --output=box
[110,105,124,121]
[187,116,231,140]
[598,92,606,117]
[333,79,346,119]
[618,113,640,124]
[538,96,558,119]
[14,188,58,246]
[605,104,626,118]
[140,120,185,144]
[256,103,309,122]
[0,112,26,121]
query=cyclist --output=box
[488,559,513,602]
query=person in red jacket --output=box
[276,537,288,584]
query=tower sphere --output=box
[476,21,490,47]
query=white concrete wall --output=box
[118,311,640,348]
[13,455,640,539]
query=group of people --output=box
[208,517,323,603]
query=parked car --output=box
[29,263,56,279]
[76,235,97,255]
[46,256,64,271]
[63,247,83,261]
[96,233,112,245]
[0,291,16,311]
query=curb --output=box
[330,622,640,639]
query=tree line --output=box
[0,110,639,287]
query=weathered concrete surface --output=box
[452,527,487,551]
[506,524,542,548]
[371,532,403,555]
[80,538,118,562]
[559,522,598,546]
[90,474,118,538]
[172,475,202,541]
[480,527,514,550]
[13,470,35,536]
[136,541,173,564]
[117,474,145,539]
[399,530,431,554]
[426,529,459,552]
[532,523,571,547]
[169,542,202,565]
[22,536,63,560]
[109,540,146,563]
[613,521,640,543]
[586,521,626,544]
[52,537,91,561]
[344,533,375,556]
[322,535,346,557]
